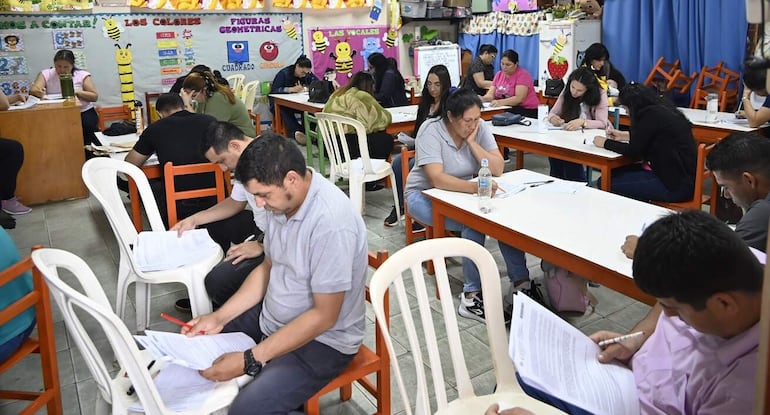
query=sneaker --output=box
[411,221,425,232]
[458,292,485,323]
[174,298,191,313]
[1,197,31,215]
[384,206,403,227]
[294,131,307,146]
[365,182,384,192]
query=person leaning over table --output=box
[487,210,764,415]
[367,52,409,108]
[593,83,696,202]
[269,55,319,145]
[546,67,608,182]
[737,57,770,128]
[180,71,253,137]
[405,88,538,324]
[181,133,368,415]
[463,44,497,96]
[169,64,229,94]
[29,49,99,148]
[384,64,453,228]
[480,49,539,118]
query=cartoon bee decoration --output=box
[383,29,398,48]
[102,16,124,42]
[550,30,570,57]
[329,40,356,77]
[114,43,135,111]
[282,19,298,41]
[311,30,329,54]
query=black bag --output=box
[491,112,531,126]
[307,80,334,103]
[544,78,565,98]
[102,120,137,136]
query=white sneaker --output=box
[457,292,485,323]
[294,131,307,146]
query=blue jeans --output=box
[0,319,35,363]
[548,158,586,182]
[391,154,416,211]
[406,191,529,293]
[517,373,593,415]
[280,107,303,138]
[599,165,693,202]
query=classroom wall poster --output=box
[308,25,397,87]
[1,32,22,51]
[0,0,94,12]
[493,0,536,12]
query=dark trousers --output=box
[345,131,394,160]
[223,303,356,415]
[599,164,693,203]
[204,254,265,307]
[82,107,99,146]
[280,107,303,138]
[548,158,587,182]
[0,138,23,200]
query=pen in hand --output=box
[160,312,205,335]
[597,331,644,347]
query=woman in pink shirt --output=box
[481,49,539,118]
[547,67,609,181]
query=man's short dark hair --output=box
[234,132,306,186]
[479,44,497,55]
[633,210,763,309]
[705,132,770,180]
[201,121,247,155]
[155,93,184,114]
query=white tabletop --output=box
[489,120,625,160]
[268,92,326,110]
[609,106,764,132]
[424,169,671,279]
[94,132,158,165]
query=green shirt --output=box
[196,91,254,137]
[323,87,392,134]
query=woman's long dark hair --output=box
[559,67,602,122]
[330,71,374,98]
[367,52,405,96]
[53,49,78,74]
[579,43,611,79]
[414,65,451,136]
[619,83,689,125]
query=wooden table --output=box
[270,93,324,136]
[490,122,635,191]
[425,169,669,305]
[0,102,87,205]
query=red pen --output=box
[160,312,205,335]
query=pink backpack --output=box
[541,260,597,313]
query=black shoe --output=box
[174,298,191,313]
[384,206,401,227]
[365,182,385,192]
[411,221,425,232]
[0,211,15,229]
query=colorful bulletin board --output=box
[1,0,94,12]
[126,0,370,10]
[0,13,303,106]
[493,0,536,12]
[307,25,398,87]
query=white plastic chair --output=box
[226,74,245,98]
[31,248,241,415]
[81,158,222,332]
[241,80,260,111]
[369,238,566,415]
[314,112,401,224]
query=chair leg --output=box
[116,256,131,321]
[349,176,364,215]
[187,277,213,318]
[388,173,401,226]
[339,384,352,401]
[135,281,150,332]
[304,397,320,415]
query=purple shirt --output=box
[491,67,539,110]
[631,313,759,414]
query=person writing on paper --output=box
[172,122,266,309]
[29,49,99,147]
[269,55,319,145]
[180,71,253,137]
[384,64,453,228]
[546,67,608,181]
[736,58,770,128]
[593,83,696,202]
[181,133,368,415]
[481,49,539,118]
[519,210,763,415]
[463,44,497,96]
[0,91,31,217]
[405,88,538,323]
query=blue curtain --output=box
[603,0,747,84]
[458,33,540,76]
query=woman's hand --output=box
[621,235,638,259]
[593,136,607,148]
[548,115,564,126]
[289,82,304,93]
[563,118,585,131]
[465,120,480,144]
[490,99,503,107]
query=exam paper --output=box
[135,330,257,370]
[127,363,216,412]
[510,294,640,415]
[133,229,220,272]
[7,95,39,110]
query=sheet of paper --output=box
[38,98,65,104]
[44,93,63,99]
[127,363,216,412]
[136,330,256,370]
[7,95,39,110]
[495,181,526,198]
[528,180,586,194]
[134,229,220,272]
[509,294,640,415]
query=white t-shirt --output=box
[230,180,267,231]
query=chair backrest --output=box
[163,161,230,227]
[96,105,133,131]
[690,63,741,111]
[144,92,161,126]
[247,109,261,137]
[241,80,260,110]
[401,147,428,244]
[31,248,172,414]
[82,158,166,264]
[226,74,246,98]
[0,245,62,415]
[369,238,515,415]
[643,57,681,88]
[652,143,715,212]
[315,112,377,182]
[303,111,326,174]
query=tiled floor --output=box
[0,150,650,414]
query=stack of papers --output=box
[134,330,256,370]
[127,364,217,413]
[7,95,40,110]
[134,230,220,272]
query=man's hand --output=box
[590,330,644,364]
[171,216,198,236]
[485,404,535,415]
[200,351,244,381]
[621,235,639,259]
[225,241,264,265]
[182,312,226,337]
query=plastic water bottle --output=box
[478,158,492,214]
[133,100,144,134]
[705,93,718,123]
[537,104,549,133]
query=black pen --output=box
[127,360,156,395]
[529,180,554,188]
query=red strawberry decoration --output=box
[547,55,569,79]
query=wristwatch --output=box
[243,349,263,377]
